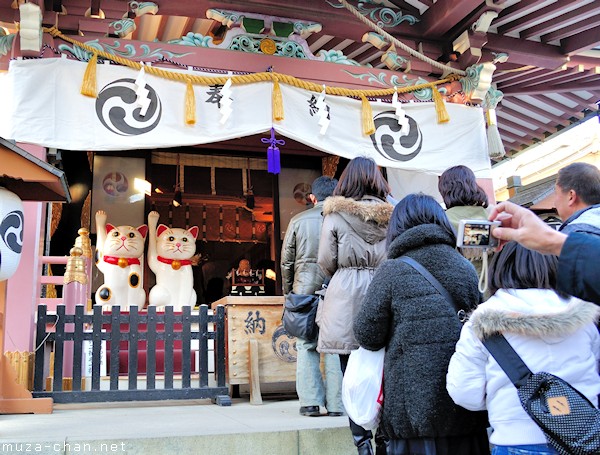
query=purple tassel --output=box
[261,127,285,175]
[267,146,281,174]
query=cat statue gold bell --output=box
[94,210,148,310]
[147,211,199,311]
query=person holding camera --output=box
[447,240,600,454]
[554,162,600,235]
[354,193,489,455]
[280,176,343,418]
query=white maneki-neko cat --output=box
[93,210,199,311]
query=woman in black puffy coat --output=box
[354,193,489,455]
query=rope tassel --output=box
[432,86,450,124]
[81,53,98,98]
[361,95,375,136]
[486,108,505,159]
[272,77,284,121]
[185,79,196,125]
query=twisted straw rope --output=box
[45,26,460,98]
[337,0,466,77]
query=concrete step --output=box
[0,398,358,455]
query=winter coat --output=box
[558,232,600,304]
[281,201,327,295]
[316,195,393,355]
[447,289,600,446]
[559,203,600,236]
[445,205,488,233]
[446,205,489,278]
[354,223,487,440]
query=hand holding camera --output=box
[456,220,501,249]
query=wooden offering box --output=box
[214,296,296,404]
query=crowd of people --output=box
[281,157,600,455]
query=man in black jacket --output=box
[490,201,600,304]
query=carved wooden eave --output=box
[1,30,497,109]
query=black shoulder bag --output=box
[400,256,600,455]
[282,279,329,342]
[483,334,600,455]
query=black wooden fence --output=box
[32,304,231,405]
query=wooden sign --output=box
[214,296,297,402]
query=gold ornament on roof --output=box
[260,38,277,55]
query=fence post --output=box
[33,305,48,392]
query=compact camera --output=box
[456,220,501,249]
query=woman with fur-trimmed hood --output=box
[447,241,600,455]
[317,156,393,455]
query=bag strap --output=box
[482,335,532,388]
[399,256,468,323]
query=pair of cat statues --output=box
[94,210,199,311]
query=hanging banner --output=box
[3,58,490,176]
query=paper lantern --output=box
[0,187,24,281]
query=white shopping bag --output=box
[342,347,385,430]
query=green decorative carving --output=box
[273,22,294,38]
[291,21,322,38]
[460,64,483,97]
[342,70,442,100]
[207,8,322,39]
[317,50,362,66]
[483,87,504,109]
[109,18,136,38]
[327,0,419,28]
[229,34,308,58]
[173,33,214,47]
[58,39,192,61]
[129,2,159,17]
[0,33,15,57]
[242,18,265,34]
[207,9,244,28]
[381,50,408,71]
[461,62,498,103]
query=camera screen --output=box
[462,223,492,246]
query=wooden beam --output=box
[496,68,566,89]
[559,92,600,111]
[494,67,547,85]
[503,82,600,95]
[495,0,549,25]
[498,106,557,132]
[497,127,530,145]
[485,34,568,69]
[521,2,600,40]
[499,66,585,90]
[560,22,600,54]
[542,14,600,44]
[501,97,571,126]
[497,0,579,35]
[536,94,585,116]
[418,0,482,38]
[496,114,542,136]
[90,0,101,17]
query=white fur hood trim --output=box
[470,289,600,340]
